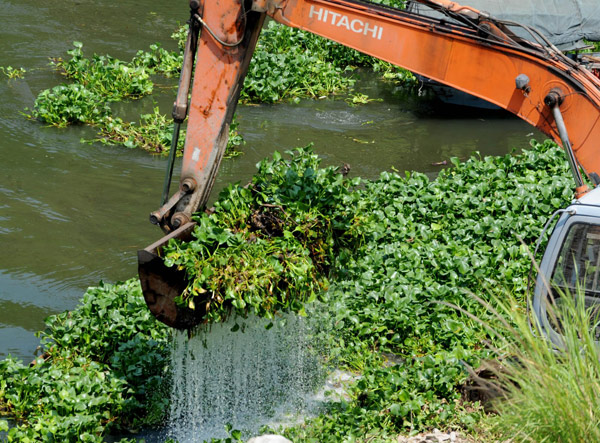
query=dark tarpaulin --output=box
[408,0,600,50]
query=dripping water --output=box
[166,312,326,441]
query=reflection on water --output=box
[1,0,542,360]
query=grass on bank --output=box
[481,287,600,442]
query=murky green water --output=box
[0,0,541,361]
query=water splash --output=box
[167,312,325,441]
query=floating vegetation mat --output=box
[26,38,240,157]
[0,140,578,441]
[162,146,364,323]
[23,19,416,156]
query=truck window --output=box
[551,222,600,302]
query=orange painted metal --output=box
[177,1,265,221]
[264,0,600,180]
[576,185,591,199]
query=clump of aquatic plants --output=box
[0,66,26,79]
[163,146,363,322]
[95,110,245,157]
[132,42,183,78]
[346,92,383,106]
[0,279,170,441]
[96,110,177,152]
[30,41,154,128]
[32,83,112,127]
[241,21,357,103]
[52,41,154,101]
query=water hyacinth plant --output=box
[467,286,600,443]
[52,41,154,101]
[32,83,112,127]
[241,21,357,103]
[0,280,170,442]
[30,42,154,129]
[162,146,364,322]
[0,140,580,441]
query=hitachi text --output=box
[309,5,384,40]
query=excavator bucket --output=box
[138,222,207,329]
[138,3,266,329]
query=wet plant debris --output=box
[163,146,365,322]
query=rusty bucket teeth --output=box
[138,222,207,329]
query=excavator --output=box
[137,0,600,345]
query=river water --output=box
[0,0,541,361]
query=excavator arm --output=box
[139,0,600,329]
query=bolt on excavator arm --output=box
[140,0,600,329]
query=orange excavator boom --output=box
[139,0,600,328]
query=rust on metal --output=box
[138,222,208,329]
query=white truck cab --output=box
[532,187,600,344]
